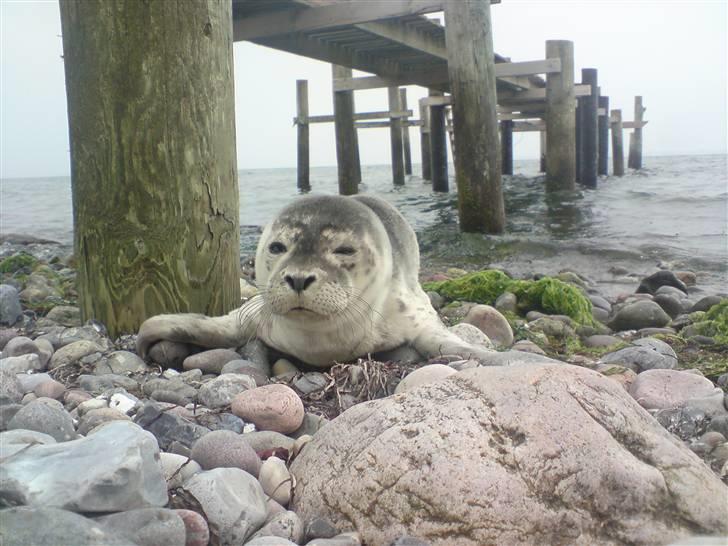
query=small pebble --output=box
[258,456,292,506]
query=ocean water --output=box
[1,155,726,298]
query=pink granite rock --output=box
[231,384,304,434]
[629,369,719,410]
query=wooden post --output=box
[611,109,625,177]
[353,128,362,184]
[539,130,546,173]
[419,99,432,180]
[598,94,609,176]
[296,80,310,191]
[500,120,514,175]
[399,88,413,176]
[429,90,448,192]
[388,86,405,185]
[332,64,358,195]
[628,96,644,169]
[545,40,576,191]
[580,68,598,188]
[575,99,582,182]
[444,0,505,233]
[59,0,240,337]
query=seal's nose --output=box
[284,274,316,293]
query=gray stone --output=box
[159,452,203,488]
[184,348,242,374]
[0,284,22,326]
[33,378,66,400]
[134,401,210,450]
[583,335,622,348]
[305,517,340,541]
[95,350,149,375]
[609,300,671,331]
[15,372,53,395]
[249,511,304,544]
[447,322,494,350]
[142,377,197,399]
[630,369,719,411]
[241,430,296,453]
[148,340,191,369]
[0,429,57,458]
[591,306,610,323]
[494,291,517,314]
[79,373,139,394]
[588,294,611,311]
[94,508,186,546]
[290,365,728,545]
[462,304,514,348]
[390,538,432,546]
[0,507,136,546]
[655,285,690,298]
[707,415,728,438]
[292,372,328,395]
[78,407,132,435]
[290,412,329,439]
[7,397,76,441]
[691,296,723,313]
[45,305,82,327]
[38,325,111,351]
[1,353,43,374]
[0,327,19,350]
[601,337,678,373]
[238,339,271,374]
[195,411,247,434]
[511,340,547,356]
[34,337,54,367]
[191,429,261,476]
[245,538,297,546]
[2,336,40,359]
[306,533,361,546]
[0,420,167,511]
[183,467,268,545]
[481,350,560,366]
[0,368,23,404]
[49,340,104,370]
[426,290,445,310]
[272,358,299,377]
[528,317,576,339]
[221,359,270,385]
[653,293,683,319]
[654,407,708,440]
[198,373,256,408]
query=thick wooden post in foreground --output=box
[628,96,644,169]
[500,120,514,175]
[545,40,576,191]
[611,109,625,176]
[429,91,448,192]
[400,88,413,176]
[59,0,240,337]
[296,80,310,190]
[580,68,599,188]
[332,64,358,195]
[419,99,432,180]
[598,95,609,176]
[444,0,504,233]
[388,87,405,185]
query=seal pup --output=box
[137,194,494,367]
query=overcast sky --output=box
[1,0,726,179]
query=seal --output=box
[137,194,493,367]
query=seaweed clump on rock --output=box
[691,299,728,345]
[423,269,595,326]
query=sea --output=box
[1,155,726,299]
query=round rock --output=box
[395,364,457,394]
[462,304,513,348]
[183,349,241,374]
[609,300,671,331]
[231,384,304,434]
[629,369,719,410]
[7,397,77,441]
[259,456,293,506]
[197,373,256,409]
[191,429,261,476]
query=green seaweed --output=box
[0,253,37,274]
[423,269,595,326]
[691,300,728,345]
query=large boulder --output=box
[290,364,727,546]
[609,300,671,331]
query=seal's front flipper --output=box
[136,295,262,358]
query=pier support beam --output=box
[419,100,432,180]
[296,79,310,190]
[580,68,598,188]
[444,0,504,233]
[400,88,413,176]
[332,64,358,195]
[539,131,546,173]
[500,120,514,176]
[611,109,625,177]
[388,86,405,185]
[59,0,240,337]
[598,95,609,176]
[545,40,576,191]
[429,90,448,192]
[628,96,644,169]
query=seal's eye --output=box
[334,246,356,256]
[269,242,287,254]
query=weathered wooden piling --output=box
[545,40,576,191]
[580,68,599,188]
[399,88,413,176]
[296,79,310,190]
[575,100,582,182]
[419,99,432,180]
[539,131,547,173]
[628,96,644,169]
[598,94,609,176]
[332,64,359,195]
[388,86,405,185]
[59,0,240,336]
[444,0,505,233]
[429,91,449,192]
[611,108,625,176]
[500,120,514,175]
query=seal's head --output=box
[255,195,393,324]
